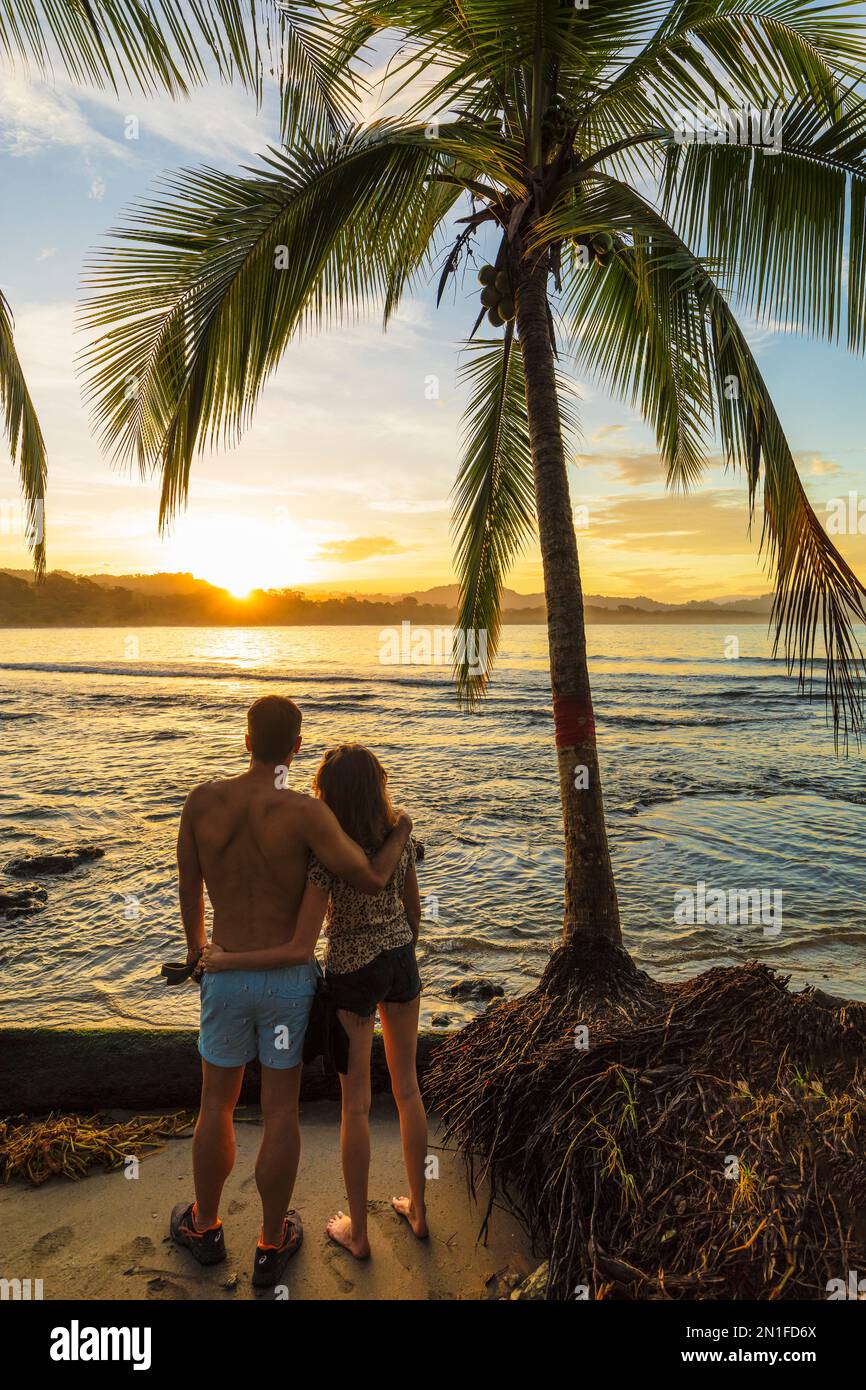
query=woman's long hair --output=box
[312,744,396,849]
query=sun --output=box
[226,579,255,600]
[166,515,315,595]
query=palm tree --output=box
[1,0,358,571]
[81,0,866,955]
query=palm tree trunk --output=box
[515,254,621,945]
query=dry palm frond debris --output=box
[0,1111,193,1185]
[425,947,866,1300]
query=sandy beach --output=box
[0,1099,534,1301]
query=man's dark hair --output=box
[247,696,302,762]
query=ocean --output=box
[1,622,864,1030]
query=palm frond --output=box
[0,1,362,140]
[0,292,46,575]
[537,182,714,489]
[706,288,866,745]
[361,0,658,144]
[555,180,866,740]
[693,0,866,89]
[0,0,258,94]
[452,331,535,707]
[452,329,578,705]
[597,0,865,125]
[80,122,469,526]
[275,3,366,143]
[662,88,866,350]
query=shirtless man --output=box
[169,694,412,1288]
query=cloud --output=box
[0,70,277,170]
[36,247,57,262]
[577,444,845,493]
[69,78,277,163]
[592,489,758,556]
[735,310,808,353]
[370,497,450,515]
[796,452,840,477]
[0,74,123,159]
[602,564,770,601]
[574,449,664,486]
[590,423,628,443]
[359,43,440,124]
[574,446,741,489]
[317,535,408,563]
[7,301,78,393]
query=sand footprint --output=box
[31,1226,73,1257]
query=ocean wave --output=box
[313,691,379,702]
[422,934,551,956]
[605,712,774,729]
[707,686,794,700]
[590,652,866,668]
[0,660,451,691]
[84,690,390,718]
[618,779,866,814]
[590,653,779,664]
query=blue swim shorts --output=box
[198,962,319,1070]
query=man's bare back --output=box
[184,774,316,951]
[177,762,412,961]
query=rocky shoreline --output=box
[1,843,105,927]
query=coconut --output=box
[499,297,516,321]
[480,285,500,308]
[592,231,614,253]
[487,305,505,327]
[494,270,510,294]
[477,264,497,286]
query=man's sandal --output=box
[160,955,203,986]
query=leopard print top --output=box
[306,837,416,975]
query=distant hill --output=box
[405,584,547,611]
[0,569,774,628]
[303,580,773,615]
[83,571,219,597]
[28,570,229,597]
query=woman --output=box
[203,743,427,1260]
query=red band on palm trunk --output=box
[553,695,596,747]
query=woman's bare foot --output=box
[325,1211,370,1259]
[391,1196,429,1238]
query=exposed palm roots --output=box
[425,949,866,1300]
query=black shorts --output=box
[325,941,421,1018]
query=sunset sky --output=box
[2,53,865,601]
